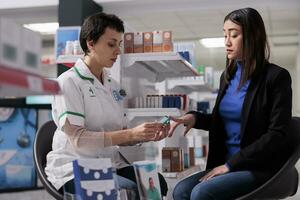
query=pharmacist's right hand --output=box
[131,122,163,142]
[168,114,196,137]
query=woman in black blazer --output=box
[171,8,292,200]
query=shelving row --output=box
[0,64,60,97]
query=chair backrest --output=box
[33,120,63,200]
[237,116,300,200]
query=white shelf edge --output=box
[0,64,60,97]
[154,77,214,94]
[56,54,83,64]
[121,52,199,81]
[125,108,182,121]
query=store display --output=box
[0,19,22,70]
[162,31,173,52]
[124,32,134,53]
[55,26,83,64]
[73,158,117,200]
[124,30,173,54]
[153,31,163,52]
[133,160,161,200]
[162,147,184,172]
[21,26,41,74]
[143,32,153,53]
[0,108,15,122]
[133,32,143,53]
[0,108,37,191]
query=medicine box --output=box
[0,18,22,70]
[21,27,42,74]
[134,32,143,53]
[124,32,134,53]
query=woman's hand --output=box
[199,165,229,182]
[131,122,164,142]
[168,114,196,137]
[153,123,170,141]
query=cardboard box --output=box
[0,19,22,70]
[21,27,42,74]
[162,147,184,172]
[134,32,143,53]
[143,32,153,53]
[189,147,195,166]
[153,31,163,52]
[162,31,173,52]
[124,32,134,53]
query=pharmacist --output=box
[45,12,168,198]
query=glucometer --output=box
[159,116,170,125]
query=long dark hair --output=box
[224,8,270,89]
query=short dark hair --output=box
[224,8,270,89]
[80,12,124,55]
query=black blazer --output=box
[189,63,292,177]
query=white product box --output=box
[133,32,143,53]
[0,18,22,69]
[21,27,42,74]
[153,30,163,52]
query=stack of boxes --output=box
[0,18,41,75]
[162,147,184,172]
[124,30,173,54]
[162,135,208,172]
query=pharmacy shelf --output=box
[125,108,182,121]
[162,165,203,179]
[121,52,200,82]
[155,77,214,94]
[56,54,84,67]
[0,65,60,97]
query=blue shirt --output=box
[219,62,250,161]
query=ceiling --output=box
[0,0,299,69]
[98,0,300,69]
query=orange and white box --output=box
[153,30,163,52]
[134,32,143,53]
[124,32,134,53]
[143,32,153,53]
[162,31,173,52]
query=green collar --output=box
[73,66,94,84]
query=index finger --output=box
[169,116,184,123]
[144,122,164,128]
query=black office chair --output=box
[237,117,300,200]
[33,120,64,200]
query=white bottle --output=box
[64,40,73,55]
[73,40,83,55]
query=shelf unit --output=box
[162,164,203,179]
[125,108,182,121]
[155,77,214,94]
[0,64,60,97]
[121,52,200,82]
[56,54,84,67]
[56,54,83,63]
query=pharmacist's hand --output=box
[199,165,229,182]
[153,123,170,141]
[131,122,164,142]
[168,114,196,137]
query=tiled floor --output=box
[2,161,300,200]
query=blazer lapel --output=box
[240,73,265,138]
[214,76,228,113]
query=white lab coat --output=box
[45,59,128,190]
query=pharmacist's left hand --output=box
[154,123,170,141]
[199,165,229,182]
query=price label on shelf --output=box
[27,75,43,92]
